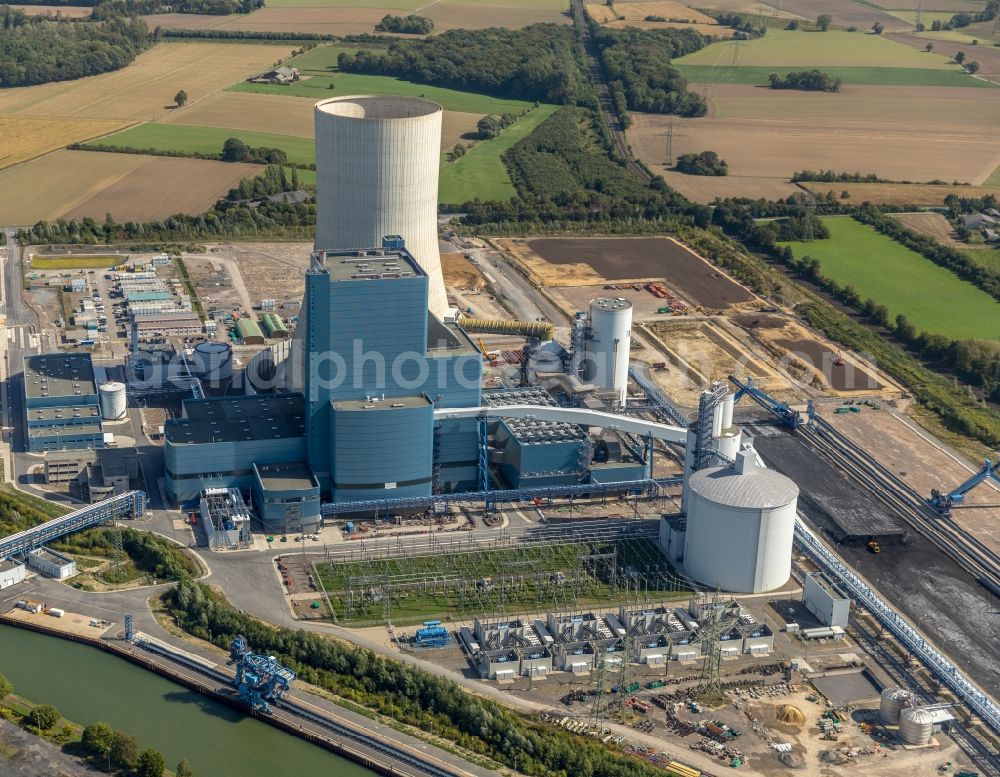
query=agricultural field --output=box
[884,31,1000,80]
[673,28,959,68]
[779,215,1000,340]
[30,255,120,270]
[0,42,295,121]
[800,181,1000,206]
[0,150,261,224]
[439,104,557,204]
[0,116,128,170]
[8,4,93,15]
[628,85,1000,200]
[672,63,992,87]
[693,0,806,19]
[767,0,904,30]
[84,124,316,166]
[891,212,967,247]
[657,172,803,203]
[230,72,534,114]
[315,537,687,625]
[987,163,1000,188]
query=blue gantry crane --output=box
[229,635,296,713]
[728,375,802,429]
[929,459,1000,517]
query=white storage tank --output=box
[879,687,917,724]
[683,450,798,593]
[899,707,935,745]
[314,95,447,317]
[98,382,127,420]
[584,297,632,406]
[192,341,233,386]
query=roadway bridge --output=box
[0,490,146,559]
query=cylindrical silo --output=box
[899,707,934,744]
[98,382,127,420]
[880,687,917,724]
[314,95,447,317]
[192,341,233,386]
[682,450,798,593]
[583,297,632,406]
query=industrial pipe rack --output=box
[794,519,1000,736]
[0,490,146,559]
[628,367,688,426]
[321,477,682,516]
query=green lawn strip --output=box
[30,255,119,270]
[83,124,315,167]
[983,162,1000,188]
[779,215,1000,340]
[674,63,994,87]
[229,72,535,114]
[438,104,557,204]
[963,247,1000,274]
[287,44,363,75]
[675,28,958,68]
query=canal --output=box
[0,626,375,777]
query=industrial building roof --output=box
[236,318,264,340]
[333,395,430,411]
[30,547,74,566]
[427,317,477,356]
[689,460,798,509]
[485,387,586,444]
[24,353,97,399]
[254,462,318,492]
[311,247,424,281]
[28,405,102,422]
[27,423,103,438]
[0,558,23,573]
[166,393,305,444]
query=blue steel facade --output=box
[251,463,322,533]
[23,353,104,452]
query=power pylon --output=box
[589,644,612,727]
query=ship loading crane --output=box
[728,375,802,429]
[229,635,296,713]
[929,458,1000,517]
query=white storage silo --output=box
[98,382,127,421]
[899,707,934,745]
[683,450,798,593]
[583,297,632,406]
[314,95,447,317]
[879,687,917,724]
[192,341,233,386]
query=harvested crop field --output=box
[694,0,805,18]
[885,31,1000,79]
[442,253,487,290]
[629,84,1000,188]
[605,19,731,34]
[0,150,260,224]
[586,1,715,23]
[9,3,93,14]
[891,212,970,247]
[422,1,570,29]
[769,0,904,30]
[158,90,480,149]
[0,42,294,121]
[0,116,128,170]
[800,181,1000,206]
[658,170,803,204]
[522,237,754,308]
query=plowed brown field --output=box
[800,182,1000,206]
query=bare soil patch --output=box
[588,0,715,23]
[774,0,902,30]
[526,236,755,308]
[213,6,389,34]
[139,11,228,29]
[629,84,1000,188]
[9,3,92,15]
[606,19,732,34]
[775,337,882,391]
[441,252,487,290]
[694,0,806,18]
[0,42,295,121]
[801,181,1000,206]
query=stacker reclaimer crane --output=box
[728,375,802,429]
[929,459,1000,517]
[229,635,296,713]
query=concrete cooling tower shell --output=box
[683,454,798,593]
[314,95,447,317]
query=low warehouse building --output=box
[803,571,851,628]
[27,547,77,580]
[0,559,26,589]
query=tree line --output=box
[0,6,151,87]
[791,170,886,183]
[74,137,314,169]
[53,527,200,581]
[164,579,694,777]
[594,26,707,124]
[336,24,593,105]
[160,27,333,39]
[675,150,727,176]
[91,0,263,17]
[374,13,433,34]
[768,69,841,92]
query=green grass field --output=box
[674,63,994,87]
[84,124,315,166]
[675,28,958,68]
[439,104,556,204]
[964,247,1000,274]
[780,216,1000,340]
[287,44,360,75]
[30,255,118,270]
[884,10,955,25]
[229,72,535,114]
[984,162,1000,187]
[315,537,687,626]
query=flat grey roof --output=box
[28,423,103,438]
[30,547,74,566]
[333,395,430,411]
[24,353,97,399]
[311,247,424,281]
[29,405,101,422]
[0,558,23,572]
[688,461,798,509]
[428,317,477,356]
[255,462,318,492]
[166,393,305,444]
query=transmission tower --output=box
[589,644,613,727]
[800,191,816,242]
[664,119,686,167]
[611,630,635,713]
[108,522,127,582]
[916,0,923,28]
[694,594,740,695]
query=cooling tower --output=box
[314,95,447,317]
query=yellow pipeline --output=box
[457,317,554,340]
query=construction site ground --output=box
[821,406,1000,558]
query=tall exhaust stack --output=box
[314,95,447,316]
